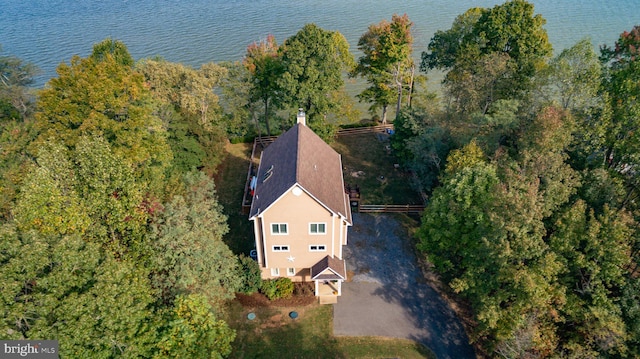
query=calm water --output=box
[1,0,639,86]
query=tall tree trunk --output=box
[407,64,415,108]
[381,104,388,124]
[263,98,271,136]
[395,64,403,120]
[253,112,264,148]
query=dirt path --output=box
[333,213,476,359]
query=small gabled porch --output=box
[311,255,346,304]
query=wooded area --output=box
[1,0,639,357]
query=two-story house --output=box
[249,110,352,303]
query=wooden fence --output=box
[358,204,425,214]
[337,124,394,136]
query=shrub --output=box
[237,254,261,294]
[260,277,294,300]
[274,277,294,299]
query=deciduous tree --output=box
[278,24,355,127]
[244,35,282,136]
[137,58,227,174]
[0,226,158,357]
[422,1,552,108]
[150,172,240,309]
[352,14,414,123]
[0,46,39,120]
[156,294,235,359]
[35,40,172,190]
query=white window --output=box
[309,223,326,234]
[287,268,296,276]
[271,223,288,235]
[271,268,280,276]
[309,245,327,252]
[272,245,290,252]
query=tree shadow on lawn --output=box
[214,142,255,256]
[345,213,475,359]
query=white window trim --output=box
[309,222,327,235]
[309,244,327,252]
[272,245,290,252]
[270,223,288,235]
[287,268,295,276]
[271,268,280,276]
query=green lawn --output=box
[225,301,433,359]
[215,141,255,256]
[332,132,422,205]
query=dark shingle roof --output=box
[249,123,351,223]
[310,255,346,280]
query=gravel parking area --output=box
[333,213,475,359]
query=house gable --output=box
[311,255,346,281]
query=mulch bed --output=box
[236,282,317,307]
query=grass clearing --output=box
[225,300,433,359]
[332,133,422,205]
[215,141,254,255]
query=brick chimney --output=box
[297,108,306,126]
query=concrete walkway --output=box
[333,213,476,359]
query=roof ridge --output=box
[295,123,303,183]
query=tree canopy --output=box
[352,14,414,123]
[422,0,552,112]
[278,23,355,126]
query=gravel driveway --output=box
[333,213,476,359]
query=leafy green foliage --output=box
[352,14,414,122]
[90,38,135,67]
[260,278,294,300]
[137,59,227,175]
[596,26,640,173]
[422,0,552,110]
[621,277,640,354]
[244,35,283,136]
[278,24,355,125]
[550,201,633,356]
[13,137,148,257]
[0,226,158,357]
[150,172,240,309]
[35,42,172,193]
[2,40,248,358]
[156,294,235,359]
[0,45,39,120]
[0,119,38,220]
[237,254,262,294]
[538,38,602,113]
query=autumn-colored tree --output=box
[243,35,282,136]
[137,58,227,174]
[35,40,172,191]
[352,14,414,123]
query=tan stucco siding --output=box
[257,186,347,278]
